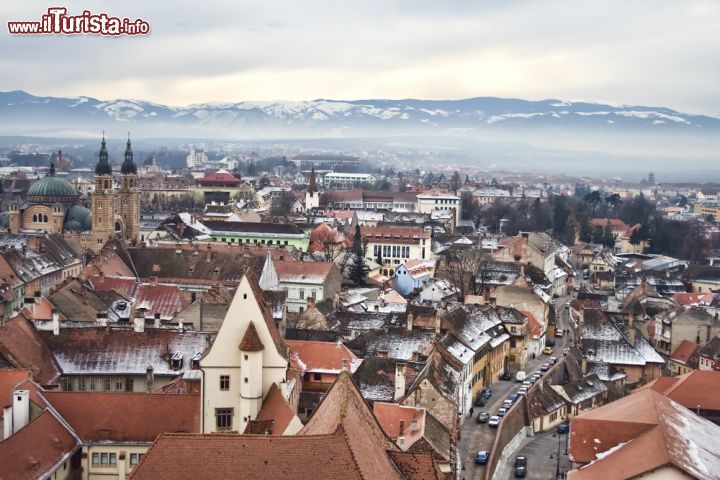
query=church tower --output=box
[304,167,319,211]
[91,134,116,250]
[119,134,140,244]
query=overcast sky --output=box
[1,0,719,113]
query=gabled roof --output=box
[0,409,80,480]
[43,391,200,443]
[274,260,335,285]
[669,340,699,365]
[299,371,404,480]
[638,370,720,411]
[568,389,720,479]
[245,269,289,360]
[352,356,425,403]
[244,383,296,435]
[129,431,367,480]
[388,451,444,480]
[0,314,61,385]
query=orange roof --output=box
[672,292,714,307]
[0,409,80,479]
[239,321,265,352]
[590,218,630,231]
[129,432,368,480]
[299,371,403,480]
[286,340,359,373]
[639,370,720,411]
[0,369,47,409]
[43,391,200,443]
[0,315,61,385]
[373,402,426,450]
[361,226,431,242]
[669,340,698,364]
[244,383,296,435]
[522,311,544,339]
[568,389,720,480]
[273,260,335,283]
[387,451,444,480]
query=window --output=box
[244,377,249,383]
[299,289,305,300]
[109,453,117,466]
[313,372,322,381]
[115,379,124,391]
[105,379,112,391]
[220,375,230,391]
[126,378,134,391]
[244,354,249,361]
[78,377,86,391]
[92,453,100,466]
[216,408,233,430]
[311,290,317,299]
[90,378,97,391]
[62,377,73,391]
[101,453,109,466]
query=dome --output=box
[64,205,92,232]
[27,176,79,204]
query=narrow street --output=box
[459,294,573,480]
[499,430,572,479]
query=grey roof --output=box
[347,330,434,361]
[559,373,608,404]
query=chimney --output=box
[581,357,588,375]
[149,276,158,286]
[133,314,145,333]
[154,312,161,328]
[399,420,405,435]
[394,363,407,401]
[145,366,154,392]
[3,405,12,438]
[520,264,525,277]
[52,309,60,336]
[96,312,107,327]
[12,390,29,434]
[434,315,441,334]
[118,451,126,479]
[406,313,414,331]
[178,320,184,333]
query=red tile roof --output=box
[590,218,630,231]
[638,370,720,411]
[286,340,359,373]
[0,315,61,386]
[90,275,136,298]
[43,391,200,442]
[196,170,241,186]
[244,383,296,435]
[669,340,698,365]
[129,432,366,480]
[300,371,403,480]
[362,226,431,243]
[387,451,444,480]
[0,369,47,409]
[273,260,335,284]
[568,389,720,480]
[672,292,714,307]
[0,409,79,480]
[239,321,265,352]
[373,402,426,450]
[522,311,544,339]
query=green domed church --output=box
[2,135,141,252]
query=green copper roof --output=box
[27,175,78,200]
[64,205,92,231]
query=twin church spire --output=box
[94,132,137,176]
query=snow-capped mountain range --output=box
[1,90,718,138]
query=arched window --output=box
[32,214,37,222]
[43,214,48,222]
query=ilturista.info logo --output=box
[8,7,150,36]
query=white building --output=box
[323,172,376,187]
[416,191,461,225]
[186,147,208,169]
[200,271,290,433]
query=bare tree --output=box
[437,248,493,298]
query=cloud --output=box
[0,0,718,113]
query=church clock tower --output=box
[91,134,116,249]
[119,134,140,244]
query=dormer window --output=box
[171,352,184,370]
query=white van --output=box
[515,371,526,382]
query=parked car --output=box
[557,423,569,434]
[546,339,556,347]
[488,416,501,427]
[549,356,558,364]
[540,363,550,372]
[521,380,532,388]
[555,329,564,338]
[476,412,490,424]
[517,387,528,396]
[508,393,519,402]
[514,456,528,478]
[497,408,508,417]
[531,372,542,380]
[502,400,513,409]
[474,396,486,407]
[475,450,490,465]
[481,387,492,399]
[543,346,553,355]
[501,371,512,381]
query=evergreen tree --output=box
[465,174,470,185]
[450,171,461,192]
[602,222,616,247]
[349,225,368,285]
